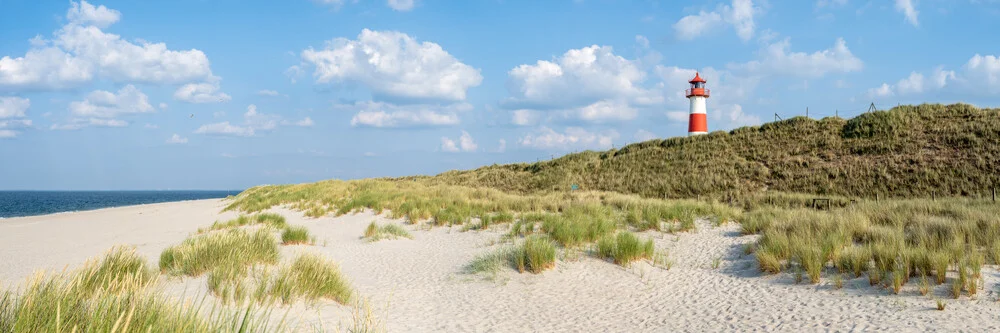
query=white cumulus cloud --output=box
[68,84,152,118]
[341,101,467,128]
[673,0,760,42]
[633,129,658,141]
[441,130,477,152]
[505,45,657,109]
[194,121,254,137]
[674,11,723,40]
[963,54,1000,91]
[440,137,458,152]
[52,84,151,130]
[733,38,863,78]
[0,1,218,90]
[518,127,619,150]
[196,104,310,136]
[286,117,314,127]
[0,97,30,119]
[712,104,761,128]
[868,83,894,97]
[867,54,1000,98]
[174,83,231,103]
[166,133,188,144]
[387,0,416,11]
[895,0,919,27]
[299,29,482,102]
[50,117,127,130]
[512,100,638,125]
[66,0,120,28]
[511,109,540,126]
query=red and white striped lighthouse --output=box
[685,72,710,136]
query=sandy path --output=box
[3,200,1000,332]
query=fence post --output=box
[993,188,996,202]
[875,193,879,203]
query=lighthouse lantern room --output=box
[685,72,710,136]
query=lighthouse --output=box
[685,72,710,136]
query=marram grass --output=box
[258,253,353,305]
[596,232,655,267]
[750,198,1000,292]
[466,236,557,275]
[0,247,274,332]
[514,235,557,274]
[363,221,413,242]
[281,225,313,245]
[199,212,288,233]
[160,228,280,277]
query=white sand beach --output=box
[2,199,999,332]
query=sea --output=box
[0,190,242,219]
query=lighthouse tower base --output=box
[688,95,708,136]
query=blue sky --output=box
[1,0,999,190]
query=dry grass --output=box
[257,253,353,305]
[465,236,558,276]
[281,226,313,245]
[465,247,515,279]
[596,232,655,267]
[159,229,279,277]
[414,103,1000,200]
[0,247,273,332]
[750,197,1000,293]
[342,297,387,333]
[159,229,280,303]
[363,221,413,242]
[514,235,557,274]
[199,213,288,233]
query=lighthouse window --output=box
[693,82,704,88]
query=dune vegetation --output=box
[0,247,273,332]
[751,198,1000,296]
[465,235,558,276]
[597,232,656,267]
[418,104,1000,201]
[281,225,313,245]
[160,228,280,278]
[158,220,354,306]
[258,253,353,305]
[199,213,288,233]
[221,104,1000,298]
[363,221,413,241]
[225,178,740,274]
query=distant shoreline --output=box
[0,190,241,219]
[0,198,229,222]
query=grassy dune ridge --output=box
[226,105,1000,295]
[417,104,1000,199]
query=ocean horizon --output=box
[0,190,242,218]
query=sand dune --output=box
[2,200,998,332]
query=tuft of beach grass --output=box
[282,226,313,245]
[0,247,274,332]
[362,221,413,242]
[596,232,655,267]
